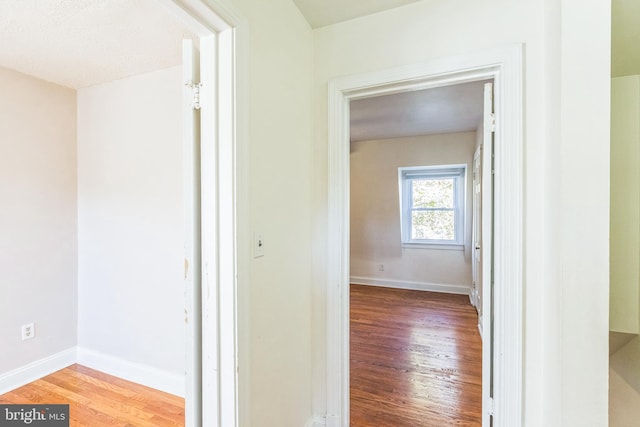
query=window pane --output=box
[412,178,454,209]
[412,210,455,240]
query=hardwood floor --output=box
[0,364,184,426]
[350,284,482,427]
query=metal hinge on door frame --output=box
[488,397,495,417]
[485,112,496,133]
[185,80,202,110]
[487,111,496,176]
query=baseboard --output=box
[305,415,326,427]
[76,347,184,397]
[350,276,471,295]
[0,347,76,395]
[469,286,479,308]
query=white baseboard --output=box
[469,286,479,308]
[0,347,76,395]
[305,415,326,427]
[76,347,184,397]
[350,276,471,295]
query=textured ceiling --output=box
[350,81,489,142]
[1,0,427,89]
[293,0,421,28]
[0,0,195,89]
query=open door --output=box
[183,38,203,427]
[481,82,495,427]
[184,33,233,427]
[472,145,483,331]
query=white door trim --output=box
[163,1,247,426]
[182,36,203,427]
[326,45,523,427]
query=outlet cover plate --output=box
[21,323,35,341]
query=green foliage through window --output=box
[399,165,465,245]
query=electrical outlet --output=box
[378,263,384,271]
[21,323,35,341]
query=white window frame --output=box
[398,164,466,249]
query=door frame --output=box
[325,45,523,427]
[162,1,247,426]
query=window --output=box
[398,165,466,248]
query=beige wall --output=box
[612,0,640,77]
[350,133,475,289]
[609,1,640,420]
[0,67,77,373]
[77,66,185,380]
[610,75,640,334]
[312,0,610,425]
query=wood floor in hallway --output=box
[0,364,184,426]
[350,284,482,427]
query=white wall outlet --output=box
[21,323,35,341]
[378,263,384,271]
[253,232,264,258]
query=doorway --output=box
[609,0,640,423]
[325,46,524,427]
[347,80,488,425]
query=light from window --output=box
[399,165,466,247]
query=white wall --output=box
[77,67,184,379]
[558,1,610,424]
[214,0,315,425]
[350,133,475,290]
[312,0,610,425]
[0,67,77,373]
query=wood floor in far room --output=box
[350,284,482,427]
[0,364,184,427]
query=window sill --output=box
[402,242,465,251]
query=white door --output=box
[481,82,495,427]
[472,146,483,329]
[184,34,229,427]
[183,38,203,427]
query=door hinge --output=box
[486,112,496,133]
[185,80,202,110]
[488,397,495,417]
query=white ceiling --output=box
[350,81,489,142]
[293,0,421,28]
[0,0,195,89]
